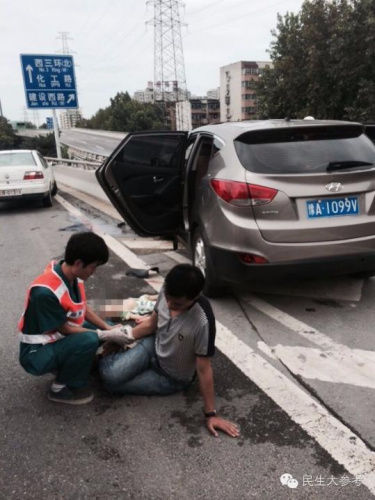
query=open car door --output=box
[96,131,188,236]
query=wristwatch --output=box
[204,410,217,418]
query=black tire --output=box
[51,181,58,196]
[42,189,53,208]
[192,230,226,297]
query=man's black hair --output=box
[164,264,205,299]
[64,232,109,266]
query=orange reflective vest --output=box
[18,260,87,344]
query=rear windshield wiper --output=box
[327,160,374,172]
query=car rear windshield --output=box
[234,125,375,174]
[0,152,36,167]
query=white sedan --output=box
[0,150,57,207]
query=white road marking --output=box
[56,194,164,292]
[243,294,375,385]
[121,238,174,251]
[271,345,375,389]
[257,340,278,360]
[56,193,375,495]
[164,250,191,264]
[243,276,364,302]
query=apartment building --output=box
[133,82,190,104]
[219,61,271,122]
[176,97,220,131]
[59,109,82,129]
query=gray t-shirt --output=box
[154,289,216,382]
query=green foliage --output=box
[18,133,56,157]
[77,91,165,131]
[24,121,36,129]
[256,0,375,121]
[0,116,56,155]
[0,116,18,149]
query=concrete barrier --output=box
[54,165,110,203]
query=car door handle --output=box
[153,176,164,183]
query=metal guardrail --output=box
[45,157,102,170]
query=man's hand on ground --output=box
[206,416,240,438]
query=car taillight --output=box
[238,253,268,264]
[210,179,249,205]
[23,171,44,180]
[210,179,277,206]
[247,184,277,206]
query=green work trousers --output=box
[19,322,99,389]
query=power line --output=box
[185,0,289,36]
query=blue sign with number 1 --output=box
[20,54,78,109]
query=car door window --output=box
[118,134,183,169]
[105,132,187,235]
[185,136,213,227]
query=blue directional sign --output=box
[46,117,54,129]
[20,54,78,109]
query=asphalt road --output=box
[0,194,373,499]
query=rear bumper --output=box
[0,183,50,201]
[210,246,375,283]
[0,192,48,202]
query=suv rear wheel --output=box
[192,230,225,297]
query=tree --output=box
[78,92,165,131]
[0,117,18,149]
[256,0,375,121]
[17,133,56,157]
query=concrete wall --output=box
[54,165,110,203]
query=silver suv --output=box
[96,119,375,296]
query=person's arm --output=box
[59,322,95,335]
[85,305,113,330]
[196,356,239,438]
[132,311,158,339]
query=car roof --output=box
[193,119,362,141]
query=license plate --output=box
[0,189,22,197]
[306,197,359,218]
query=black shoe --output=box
[48,386,94,405]
[126,267,159,278]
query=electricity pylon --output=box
[147,0,188,129]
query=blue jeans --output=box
[98,336,191,395]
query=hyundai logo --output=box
[325,182,342,193]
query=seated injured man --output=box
[99,264,239,438]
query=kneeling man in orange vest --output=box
[18,231,131,405]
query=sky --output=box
[0,0,304,123]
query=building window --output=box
[242,94,257,100]
[241,67,259,75]
[241,81,257,89]
[242,107,256,114]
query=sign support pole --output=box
[52,109,62,159]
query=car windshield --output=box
[234,126,375,174]
[0,152,36,167]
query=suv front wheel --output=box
[192,230,225,297]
